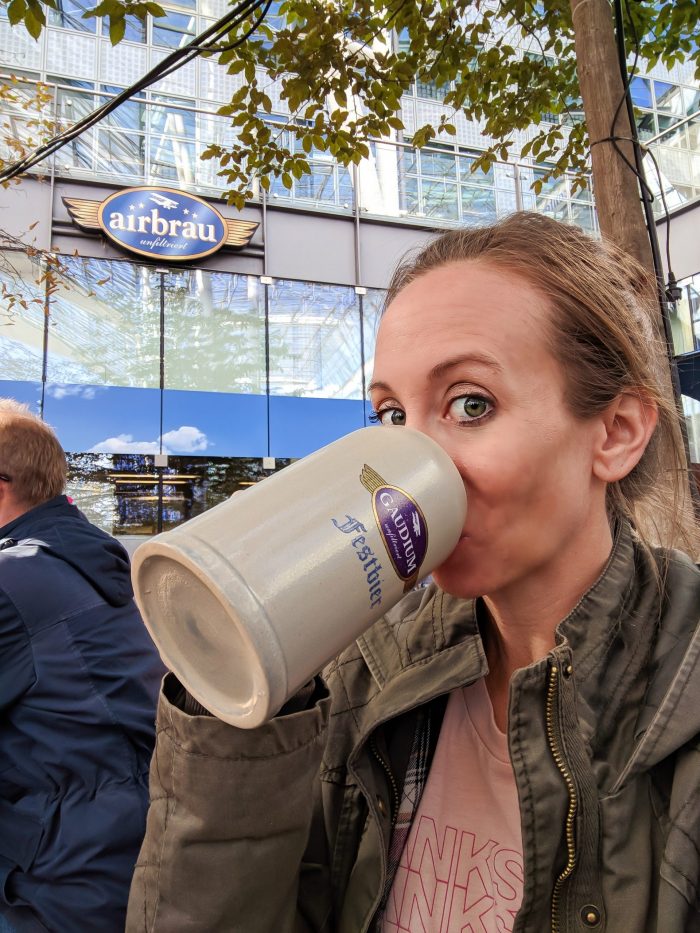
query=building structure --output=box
[0,0,698,538]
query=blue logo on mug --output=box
[97,187,227,261]
[360,464,428,591]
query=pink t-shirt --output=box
[381,678,524,932]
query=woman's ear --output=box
[592,391,658,483]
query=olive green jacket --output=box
[127,525,700,932]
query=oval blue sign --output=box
[97,187,227,261]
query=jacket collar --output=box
[357,522,700,778]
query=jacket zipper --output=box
[368,734,400,829]
[545,660,578,933]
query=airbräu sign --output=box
[63,186,258,262]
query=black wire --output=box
[199,0,273,54]
[611,0,699,514]
[611,0,677,309]
[0,0,266,182]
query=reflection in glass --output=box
[98,128,145,176]
[149,135,196,185]
[164,271,266,393]
[49,0,96,32]
[636,111,657,142]
[149,97,197,137]
[268,280,362,399]
[0,251,46,381]
[654,81,684,115]
[152,10,196,48]
[66,452,292,536]
[47,258,160,387]
[630,76,652,109]
[361,288,385,398]
[460,185,497,224]
[100,87,146,131]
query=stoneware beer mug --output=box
[131,426,467,728]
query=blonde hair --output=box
[385,212,698,556]
[0,399,66,507]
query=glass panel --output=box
[48,0,97,32]
[0,380,42,413]
[55,82,96,126]
[569,201,596,232]
[66,453,293,537]
[460,185,497,224]
[420,147,457,179]
[415,79,445,101]
[458,153,494,187]
[149,96,197,137]
[630,76,652,109]
[654,81,685,115]
[401,175,420,215]
[100,86,146,131]
[683,86,700,117]
[163,270,266,393]
[269,396,365,458]
[0,251,46,381]
[535,196,570,222]
[672,274,700,355]
[422,178,459,220]
[124,15,147,42]
[533,168,569,199]
[53,127,96,172]
[682,396,700,463]
[47,258,160,387]
[162,389,268,457]
[636,110,657,141]
[296,163,337,202]
[268,279,362,399]
[152,10,196,48]
[362,288,385,401]
[97,128,145,176]
[44,384,161,455]
[657,114,681,134]
[149,134,196,185]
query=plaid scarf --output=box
[375,706,432,925]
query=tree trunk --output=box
[570,0,698,550]
[569,0,653,267]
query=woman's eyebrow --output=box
[368,354,503,396]
[366,379,392,395]
[428,354,503,381]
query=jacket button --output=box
[581,905,601,926]
[376,796,387,818]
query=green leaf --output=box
[281,172,293,189]
[108,13,126,45]
[7,0,28,27]
[23,6,42,38]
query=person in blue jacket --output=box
[0,399,165,933]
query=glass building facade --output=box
[0,0,698,537]
[0,250,384,535]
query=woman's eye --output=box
[370,408,406,426]
[448,395,492,423]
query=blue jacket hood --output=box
[0,495,133,607]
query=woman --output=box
[127,212,700,933]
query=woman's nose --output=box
[406,415,452,457]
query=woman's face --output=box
[370,260,611,602]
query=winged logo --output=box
[63,187,258,261]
